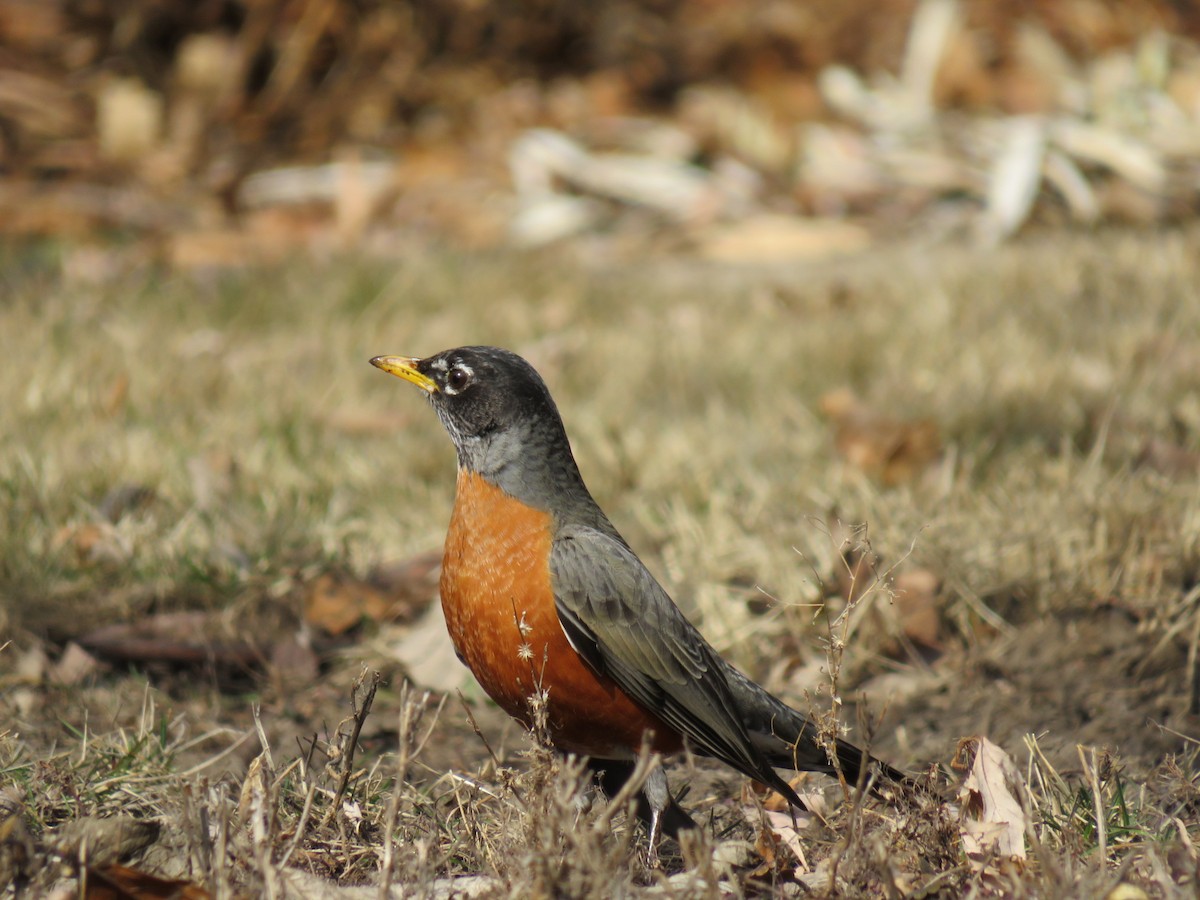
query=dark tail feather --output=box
[721,661,912,795]
[824,733,914,794]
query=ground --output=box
[1,227,1199,896]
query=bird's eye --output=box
[447,366,471,392]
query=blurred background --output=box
[4,0,1200,264]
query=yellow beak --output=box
[370,355,437,393]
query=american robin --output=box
[371,346,907,842]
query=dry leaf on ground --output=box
[744,775,823,878]
[84,864,210,899]
[820,387,942,485]
[304,573,391,636]
[303,566,432,636]
[387,602,473,694]
[49,642,104,686]
[956,736,1028,868]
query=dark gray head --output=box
[371,346,599,518]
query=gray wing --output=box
[550,523,800,800]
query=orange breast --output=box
[440,470,682,758]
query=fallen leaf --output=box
[85,864,211,900]
[956,736,1027,868]
[743,773,823,877]
[820,387,942,485]
[304,573,372,635]
[341,798,364,834]
[388,601,474,693]
[304,572,394,635]
[759,773,824,816]
[50,642,104,686]
[751,807,816,878]
[752,818,778,872]
[303,555,439,636]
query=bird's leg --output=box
[646,813,661,868]
[588,757,699,867]
[643,764,671,867]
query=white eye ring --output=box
[445,364,472,394]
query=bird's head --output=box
[370,346,568,477]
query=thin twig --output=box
[590,749,657,836]
[321,668,381,828]
[458,690,500,768]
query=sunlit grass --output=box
[1,228,1199,894]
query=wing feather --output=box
[550,523,798,801]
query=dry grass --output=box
[1,228,1199,895]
